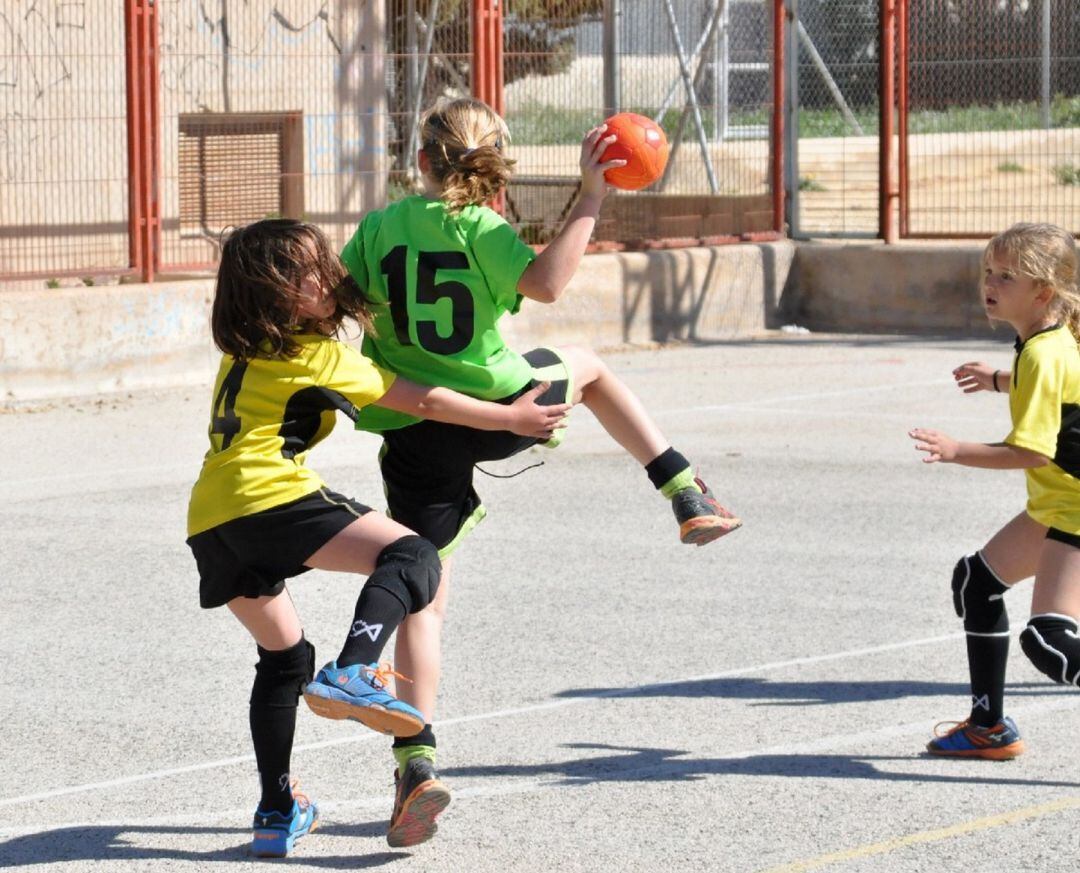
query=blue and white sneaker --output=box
[304,660,425,736]
[251,790,319,858]
[926,715,1025,760]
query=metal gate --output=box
[783,0,882,238]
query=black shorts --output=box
[1046,527,1080,550]
[379,347,572,553]
[187,487,372,609]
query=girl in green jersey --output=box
[340,98,742,847]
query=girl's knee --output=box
[562,345,605,385]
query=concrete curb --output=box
[1,242,795,403]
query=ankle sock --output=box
[392,724,437,770]
[645,448,700,498]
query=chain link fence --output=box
[3,1,777,283]
[790,0,880,236]
[157,1,386,271]
[903,0,1080,237]
[4,2,1079,284]
[503,0,776,247]
[0,3,130,278]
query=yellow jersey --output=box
[1004,324,1080,533]
[187,335,396,536]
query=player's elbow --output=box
[1016,447,1050,468]
[519,281,562,304]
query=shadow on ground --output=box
[443,741,1080,790]
[554,677,1066,707]
[0,820,403,868]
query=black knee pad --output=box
[368,535,441,615]
[1020,614,1080,686]
[951,553,1009,635]
[251,636,316,707]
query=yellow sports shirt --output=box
[1004,324,1080,533]
[187,335,396,536]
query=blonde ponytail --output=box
[419,98,515,212]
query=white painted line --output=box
[3,688,1076,840]
[2,379,955,492]
[0,631,964,809]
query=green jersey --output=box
[341,196,537,431]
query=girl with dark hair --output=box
[186,218,567,857]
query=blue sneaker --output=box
[304,661,425,737]
[251,790,319,858]
[926,716,1025,760]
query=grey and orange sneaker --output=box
[387,756,451,848]
[672,476,742,546]
[926,716,1025,760]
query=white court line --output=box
[3,685,1076,840]
[0,631,963,810]
[3,378,954,491]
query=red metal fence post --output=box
[124,0,144,277]
[771,0,785,234]
[125,0,160,282]
[471,0,505,210]
[897,0,909,238]
[879,0,897,243]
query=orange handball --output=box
[600,112,670,191]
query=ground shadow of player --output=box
[441,742,1080,790]
[0,821,402,868]
[554,677,1068,707]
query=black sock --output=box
[967,634,1009,727]
[251,702,297,815]
[337,584,408,668]
[644,447,691,489]
[393,724,437,750]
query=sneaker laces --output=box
[288,779,313,813]
[363,662,413,691]
[932,719,969,738]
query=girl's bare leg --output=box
[559,345,668,465]
[394,558,452,722]
[981,510,1046,582]
[304,512,417,574]
[1030,538,1080,617]
[228,589,303,650]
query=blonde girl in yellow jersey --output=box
[186,219,567,857]
[910,223,1080,760]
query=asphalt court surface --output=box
[2,335,1079,872]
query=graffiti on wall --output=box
[0,0,81,183]
[160,0,339,111]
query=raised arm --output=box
[516,124,626,304]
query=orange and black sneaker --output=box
[926,716,1025,760]
[387,756,451,848]
[672,476,742,546]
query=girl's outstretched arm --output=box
[909,427,1047,468]
[517,124,626,304]
[953,361,1012,394]
[375,378,569,438]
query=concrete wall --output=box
[0,241,794,404]
[784,242,992,336]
